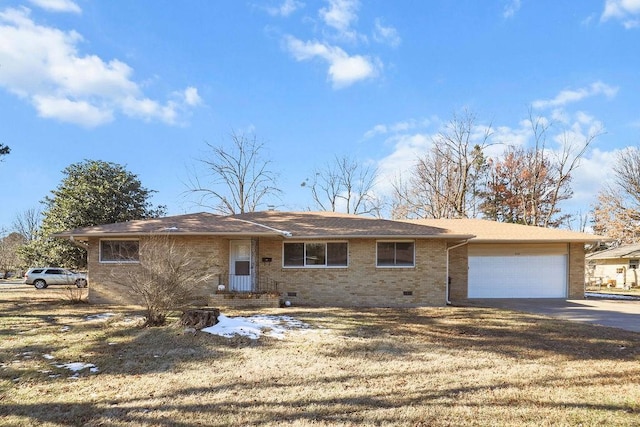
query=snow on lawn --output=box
[54,362,99,374]
[585,292,640,300]
[85,313,116,321]
[202,314,311,340]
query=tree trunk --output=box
[180,308,220,329]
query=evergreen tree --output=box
[21,160,165,268]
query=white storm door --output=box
[229,240,252,292]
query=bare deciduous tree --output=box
[122,236,216,327]
[593,147,640,244]
[13,208,41,242]
[307,155,381,215]
[525,112,602,227]
[481,146,571,227]
[479,110,601,227]
[0,230,25,278]
[393,110,492,219]
[186,131,281,214]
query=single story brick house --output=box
[585,243,640,289]
[54,211,604,306]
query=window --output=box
[630,259,639,270]
[283,242,348,267]
[100,240,139,262]
[377,241,415,267]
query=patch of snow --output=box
[202,314,310,340]
[85,313,116,321]
[585,292,640,300]
[55,362,97,372]
[60,326,70,332]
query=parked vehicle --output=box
[23,268,88,289]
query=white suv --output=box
[23,268,88,289]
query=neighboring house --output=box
[54,211,605,306]
[585,244,640,289]
[405,219,605,300]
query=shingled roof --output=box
[54,211,474,241]
[230,211,472,239]
[405,218,605,243]
[586,243,640,260]
[53,212,284,240]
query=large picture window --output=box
[377,241,415,267]
[100,240,140,263]
[283,242,348,267]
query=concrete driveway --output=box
[467,298,640,333]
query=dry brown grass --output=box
[0,286,638,426]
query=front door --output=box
[229,240,252,292]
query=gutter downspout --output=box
[446,240,470,305]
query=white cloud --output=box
[266,0,304,17]
[532,81,618,110]
[277,0,395,87]
[376,132,432,193]
[370,109,612,218]
[363,118,430,139]
[373,18,401,48]
[319,0,359,35]
[503,0,521,18]
[602,0,640,27]
[363,124,388,139]
[182,87,202,106]
[32,95,112,127]
[28,0,81,14]
[0,7,200,127]
[284,35,380,88]
[567,147,619,209]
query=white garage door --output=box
[468,255,567,298]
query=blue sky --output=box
[1,0,639,229]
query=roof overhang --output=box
[54,231,476,241]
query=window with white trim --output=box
[283,242,348,267]
[376,241,415,267]
[100,240,140,263]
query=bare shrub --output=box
[63,286,88,304]
[122,235,216,327]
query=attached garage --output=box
[468,244,568,298]
[408,218,607,301]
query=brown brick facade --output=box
[87,235,450,307]
[447,244,468,302]
[85,235,588,306]
[568,242,586,299]
[86,235,227,305]
[257,238,448,307]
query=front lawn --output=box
[0,295,638,426]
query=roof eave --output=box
[54,232,476,241]
[53,231,287,240]
[284,234,476,240]
[472,238,605,244]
